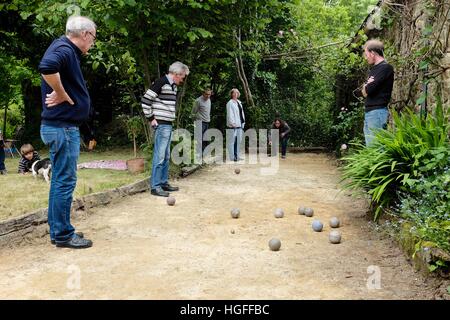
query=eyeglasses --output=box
[87,31,96,42]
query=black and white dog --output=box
[32,158,52,183]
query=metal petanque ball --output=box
[304,207,314,217]
[329,217,340,228]
[312,220,323,232]
[234,168,240,174]
[167,197,176,206]
[298,206,306,215]
[329,230,342,244]
[231,208,240,219]
[269,238,281,251]
[274,208,284,218]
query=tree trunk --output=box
[235,27,255,108]
[21,79,42,147]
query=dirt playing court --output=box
[0,153,436,299]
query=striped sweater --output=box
[141,75,177,123]
[18,151,40,173]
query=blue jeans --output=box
[272,136,289,156]
[364,107,388,146]
[227,128,243,161]
[151,124,172,190]
[40,125,80,243]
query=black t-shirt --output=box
[237,101,245,125]
[364,61,394,112]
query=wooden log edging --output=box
[0,178,150,247]
[0,164,205,248]
[287,147,328,153]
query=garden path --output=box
[0,153,434,299]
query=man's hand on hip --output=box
[45,91,74,107]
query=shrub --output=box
[341,102,450,220]
[397,168,450,254]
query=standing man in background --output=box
[39,16,96,249]
[361,39,394,146]
[141,61,190,197]
[192,88,212,153]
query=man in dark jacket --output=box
[361,39,394,146]
[38,16,96,249]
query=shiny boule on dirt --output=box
[304,207,314,217]
[329,230,342,244]
[167,197,176,206]
[231,208,240,219]
[329,217,340,228]
[269,238,281,251]
[312,220,323,232]
[274,208,284,218]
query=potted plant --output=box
[121,115,145,174]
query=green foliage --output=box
[0,51,39,138]
[118,114,145,158]
[0,0,384,149]
[332,101,364,149]
[341,103,450,220]
[398,170,450,255]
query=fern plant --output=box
[341,102,450,220]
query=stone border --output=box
[398,222,450,277]
[0,165,201,248]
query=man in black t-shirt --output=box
[361,39,394,146]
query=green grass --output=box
[0,147,168,221]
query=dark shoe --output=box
[151,188,170,197]
[281,155,286,159]
[0,169,7,175]
[161,184,179,192]
[51,231,84,245]
[55,234,92,249]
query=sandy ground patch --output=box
[0,153,434,299]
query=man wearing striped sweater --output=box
[141,61,190,197]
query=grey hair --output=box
[66,16,96,37]
[230,88,240,98]
[169,61,190,76]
